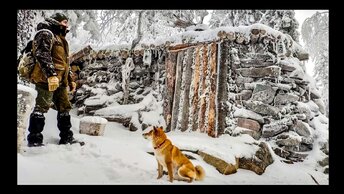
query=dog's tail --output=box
[195,165,205,181]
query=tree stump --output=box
[79,116,108,136]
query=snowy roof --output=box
[93,23,308,60]
[140,23,289,45]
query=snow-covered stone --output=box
[274,93,299,105]
[233,126,261,140]
[307,100,320,113]
[296,102,313,121]
[251,84,277,104]
[235,90,252,101]
[237,66,281,78]
[233,108,264,124]
[262,118,292,138]
[243,100,280,117]
[291,120,312,138]
[313,99,326,115]
[278,57,302,72]
[235,76,254,86]
[237,118,261,131]
[239,142,274,175]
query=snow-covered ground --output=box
[18,109,328,185]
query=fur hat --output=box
[50,12,68,22]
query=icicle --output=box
[121,57,135,104]
[143,49,152,68]
[308,84,311,102]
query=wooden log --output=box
[198,44,208,133]
[90,50,97,60]
[168,43,197,52]
[79,116,108,136]
[168,41,220,52]
[250,29,260,44]
[260,29,266,35]
[235,33,245,44]
[217,41,229,136]
[17,88,36,153]
[170,51,184,131]
[251,29,260,35]
[163,52,178,132]
[226,32,236,41]
[207,42,217,137]
[217,30,227,39]
[180,48,194,132]
[191,46,201,131]
[69,45,92,64]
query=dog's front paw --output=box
[157,175,163,179]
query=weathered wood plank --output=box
[207,42,217,137]
[217,41,229,136]
[198,44,208,133]
[170,51,184,131]
[191,46,201,131]
[69,45,92,64]
[180,48,194,131]
[163,52,177,132]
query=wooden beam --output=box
[170,51,184,131]
[191,46,201,131]
[198,44,208,133]
[180,48,195,132]
[69,45,92,64]
[217,41,229,136]
[207,42,217,137]
[163,52,177,132]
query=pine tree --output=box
[260,10,300,42]
[209,10,263,28]
[301,11,329,115]
[17,10,41,55]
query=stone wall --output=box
[72,47,166,116]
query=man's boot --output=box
[57,112,84,146]
[27,112,45,147]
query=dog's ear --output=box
[153,126,157,130]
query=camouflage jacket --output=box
[30,17,73,87]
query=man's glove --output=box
[47,76,59,92]
[69,81,77,93]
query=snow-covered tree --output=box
[209,10,262,28]
[301,11,329,115]
[17,10,44,55]
[260,10,300,42]
[98,10,209,47]
[209,10,300,42]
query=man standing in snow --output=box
[27,13,84,147]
